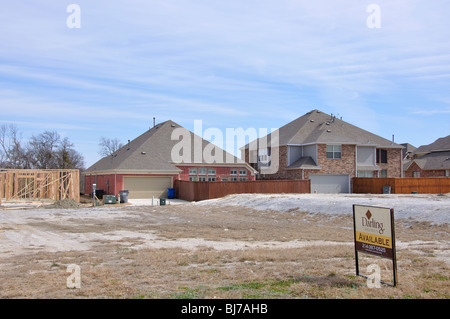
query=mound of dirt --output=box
[45,199,81,209]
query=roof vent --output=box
[310,119,314,122]
[327,129,331,133]
[141,151,146,155]
[171,124,176,127]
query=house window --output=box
[199,167,207,175]
[222,177,228,182]
[230,169,238,175]
[189,176,197,181]
[230,177,238,181]
[326,145,341,159]
[239,168,247,175]
[413,171,420,178]
[239,177,247,181]
[446,170,450,177]
[208,176,216,181]
[358,171,373,178]
[189,168,197,175]
[380,169,388,178]
[208,168,216,175]
[198,176,207,181]
[376,149,388,164]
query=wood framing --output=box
[0,169,80,202]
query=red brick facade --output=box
[404,161,448,177]
[177,165,254,182]
[84,165,255,195]
[84,173,180,196]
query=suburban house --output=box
[84,120,257,199]
[241,109,404,193]
[404,135,450,177]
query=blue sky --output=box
[1,1,449,167]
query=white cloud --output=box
[0,0,449,166]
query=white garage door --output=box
[123,176,172,199]
[310,174,350,194]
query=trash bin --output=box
[119,190,129,203]
[167,188,175,199]
[160,198,166,206]
[92,189,105,199]
[383,186,391,194]
[103,195,116,204]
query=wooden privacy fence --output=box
[0,169,80,202]
[175,179,311,201]
[352,177,450,194]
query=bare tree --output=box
[0,126,85,170]
[56,137,85,170]
[28,131,61,169]
[98,137,123,157]
[0,124,27,168]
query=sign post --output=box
[353,204,397,287]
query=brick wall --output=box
[317,144,356,176]
[177,165,255,181]
[404,161,447,177]
[250,144,402,179]
[378,148,402,177]
[84,173,179,196]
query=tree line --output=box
[0,124,85,170]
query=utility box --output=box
[160,198,166,206]
[104,195,117,204]
[383,186,391,194]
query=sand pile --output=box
[45,199,81,209]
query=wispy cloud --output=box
[0,1,449,165]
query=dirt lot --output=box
[0,194,448,299]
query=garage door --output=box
[123,176,172,199]
[310,174,350,194]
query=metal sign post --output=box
[353,204,397,287]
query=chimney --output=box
[153,117,156,127]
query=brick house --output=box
[242,109,404,193]
[404,135,450,177]
[84,120,256,199]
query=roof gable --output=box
[85,120,246,173]
[245,109,403,149]
[413,135,450,155]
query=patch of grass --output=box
[218,282,266,291]
[423,273,449,281]
[170,286,207,299]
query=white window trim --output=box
[326,144,342,159]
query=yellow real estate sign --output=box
[353,205,395,259]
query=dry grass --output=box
[0,203,448,299]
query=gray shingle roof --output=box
[85,120,246,173]
[286,156,319,169]
[415,151,450,170]
[406,135,450,171]
[413,135,450,155]
[244,109,404,149]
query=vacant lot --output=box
[0,194,448,299]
